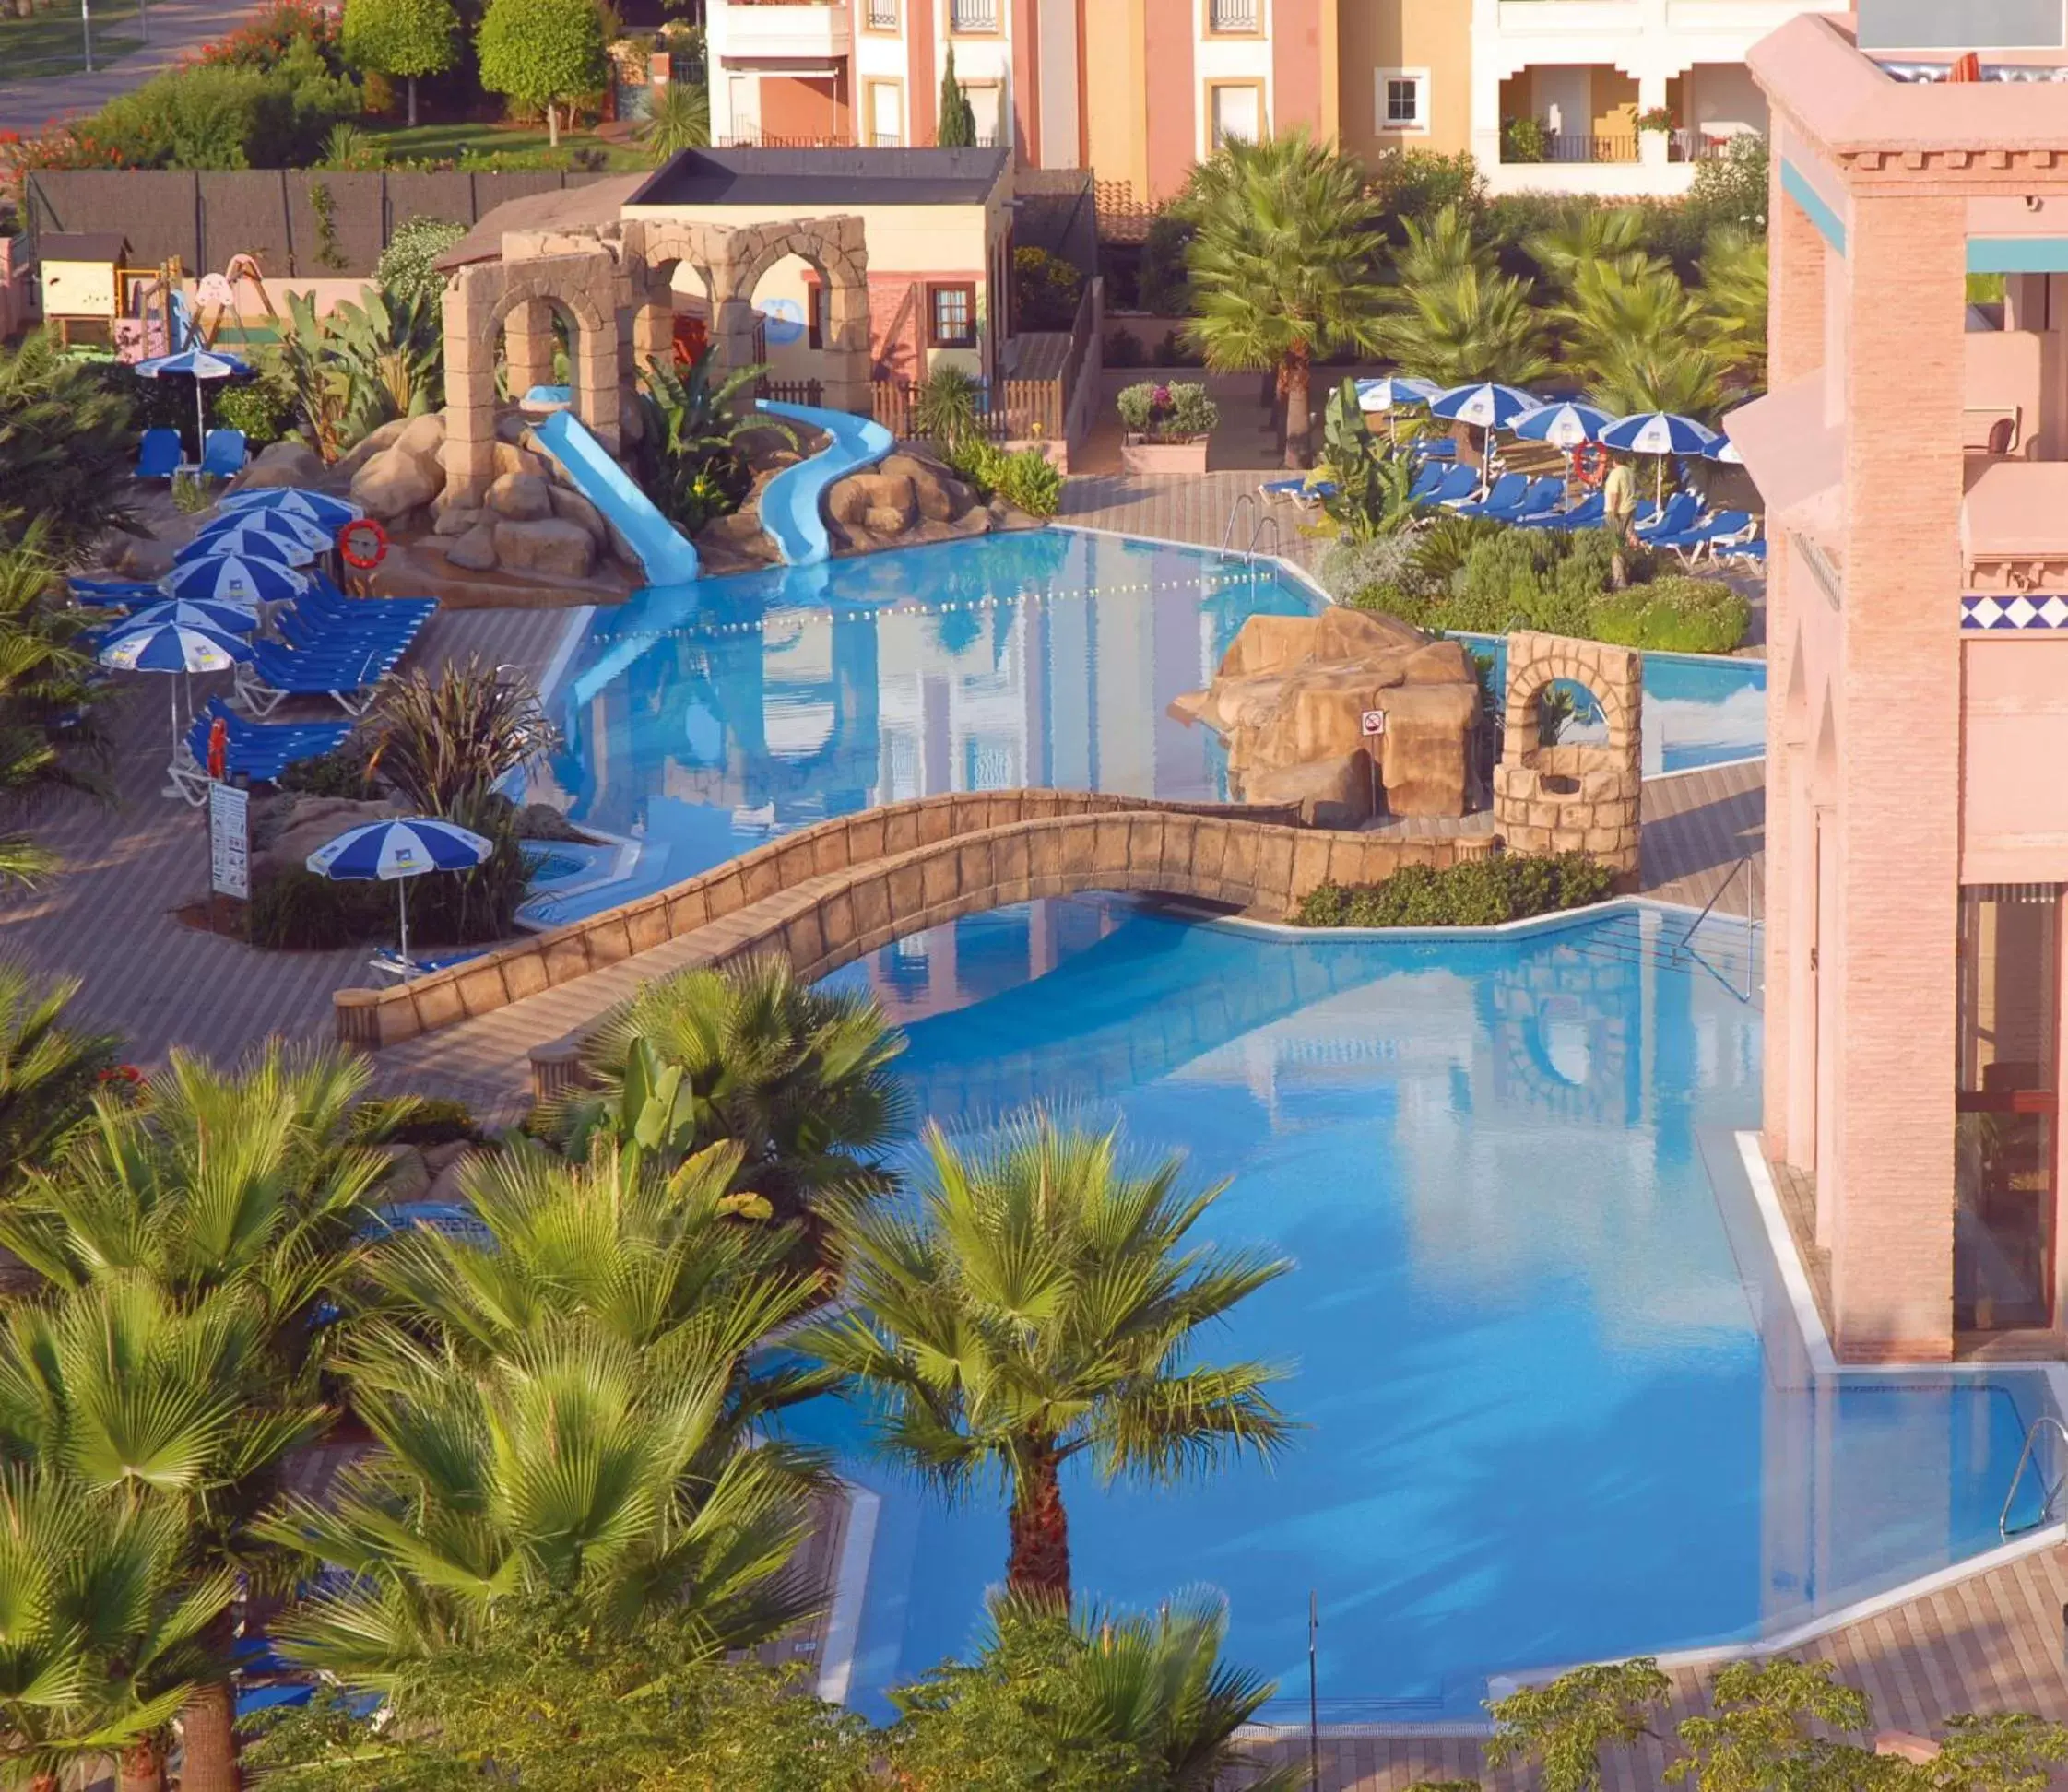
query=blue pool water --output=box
[789,897,2054,1723]
[522,533,1768,925]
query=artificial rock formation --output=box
[1173,607,1481,826]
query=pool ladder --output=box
[1219,495,1284,569]
[1670,855,1760,1004]
[2000,1416,2068,1537]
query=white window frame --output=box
[866,77,904,147]
[1376,66,1431,136]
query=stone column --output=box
[1826,191,1968,1362]
[441,279,498,510]
[502,298,559,398]
[824,271,872,415]
[573,320,621,454]
[1637,69,1671,169]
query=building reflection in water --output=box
[523,532,1315,925]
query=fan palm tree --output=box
[0,961,116,1194]
[1522,205,1652,292]
[261,1325,821,1690]
[0,1469,236,1792]
[796,1114,1294,1601]
[0,1043,393,1792]
[1391,202,1487,291]
[1700,225,1770,394]
[1380,262,1551,391]
[1561,258,1728,419]
[1179,130,1389,467]
[0,525,117,889]
[549,955,912,1244]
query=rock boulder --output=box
[492,516,596,577]
[548,485,609,548]
[234,440,327,491]
[349,444,443,522]
[443,520,501,571]
[486,471,554,522]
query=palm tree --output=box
[262,1325,821,1689]
[1522,205,1651,292]
[550,955,912,1244]
[0,1469,236,1792]
[1700,225,1769,394]
[0,961,117,1194]
[0,525,116,888]
[1380,263,1550,392]
[797,1114,1294,1601]
[1560,258,1728,419]
[0,1043,393,1792]
[1179,130,1389,467]
[641,77,709,163]
[1392,202,1486,291]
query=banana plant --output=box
[324,286,444,439]
[564,1037,770,1217]
[275,291,351,465]
[1317,378,1424,542]
[633,347,793,535]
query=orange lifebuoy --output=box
[338,517,388,570]
[1573,443,1608,487]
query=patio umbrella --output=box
[1511,401,1615,448]
[196,507,333,553]
[1601,411,1721,503]
[99,618,254,760]
[167,553,309,607]
[173,530,303,572]
[116,598,259,636]
[1706,433,1745,466]
[216,488,365,531]
[307,818,494,970]
[132,348,250,464]
[1355,376,1440,444]
[1428,383,1540,430]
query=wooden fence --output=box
[870,282,1096,449]
[755,377,825,407]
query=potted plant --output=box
[1635,105,1676,136]
[1117,380,1218,474]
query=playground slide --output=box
[532,410,702,586]
[754,400,896,567]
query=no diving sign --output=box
[1361,709,1387,737]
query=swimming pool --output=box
[792,897,2056,1725]
[519,533,1769,925]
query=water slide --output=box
[532,409,703,585]
[754,399,896,567]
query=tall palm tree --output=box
[550,955,912,1244]
[1522,205,1651,292]
[262,1325,821,1689]
[797,1114,1294,1602]
[0,961,117,1196]
[1560,258,1728,419]
[1391,202,1487,291]
[1380,262,1552,391]
[0,525,116,888]
[1699,225,1770,395]
[0,1043,393,1792]
[0,1470,236,1792]
[1179,130,1389,467]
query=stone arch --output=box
[441,249,621,510]
[1491,631,1643,884]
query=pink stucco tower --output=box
[1736,11,2068,1362]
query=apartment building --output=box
[703,0,1846,202]
[1731,0,2068,1360]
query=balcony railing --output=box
[1503,130,1640,164]
[866,0,897,25]
[950,0,998,29]
[1209,0,1259,29]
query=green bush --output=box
[1501,116,1549,163]
[278,742,374,797]
[1589,575,1751,654]
[994,448,1061,518]
[348,1093,479,1145]
[212,373,295,448]
[86,47,360,169]
[944,434,1007,499]
[1115,380,1216,441]
[1294,853,1615,929]
[1102,327,1147,371]
[248,867,393,949]
[1011,245,1083,330]
[374,216,467,303]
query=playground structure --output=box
[192,256,279,348]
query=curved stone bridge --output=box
[337,790,1487,1114]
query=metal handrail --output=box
[1672,855,1759,1003]
[2001,1416,2068,1536]
[1220,492,1259,563]
[1247,513,1282,564]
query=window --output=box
[928,283,977,348]
[950,0,998,30]
[806,280,830,350]
[1377,67,1429,133]
[1208,0,1259,31]
[964,81,1002,147]
[866,0,898,27]
[867,79,903,147]
[1208,81,1262,149]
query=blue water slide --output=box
[754,400,896,566]
[531,409,702,585]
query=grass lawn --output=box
[0,0,143,80]
[360,118,650,171]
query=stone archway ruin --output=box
[621,215,870,411]
[1492,631,1642,883]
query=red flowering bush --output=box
[193,0,346,76]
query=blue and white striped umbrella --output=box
[1429,383,1540,430]
[309,818,495,967]
[1355,375,1440,415]
[1706,432,1744,466]
[1600,411,1721,456]
[1512,401,1616,448]
[174,529,303,571]
[113,598,259,636]
[215,488,363,530]
[195,508,332,556]
[132,348,252,455]
[100,619,255,759]
[167,553,308,607]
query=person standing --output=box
[1601,454,1637,589]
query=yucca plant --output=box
[363,656,556,819]
[913,364,984,454]
[641,77,709,162]
[0,525,115,888]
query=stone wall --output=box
[1492,631,1643,882]
[333,789,1491,1055]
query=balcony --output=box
[1209,0,1261,29]
[950,0,999,31]
[708,0,852,64]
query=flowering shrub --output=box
[1115,380,1217,443]
[193,0,347,75]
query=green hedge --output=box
[1293,853,1615,928]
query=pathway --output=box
[0,0,266,134]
